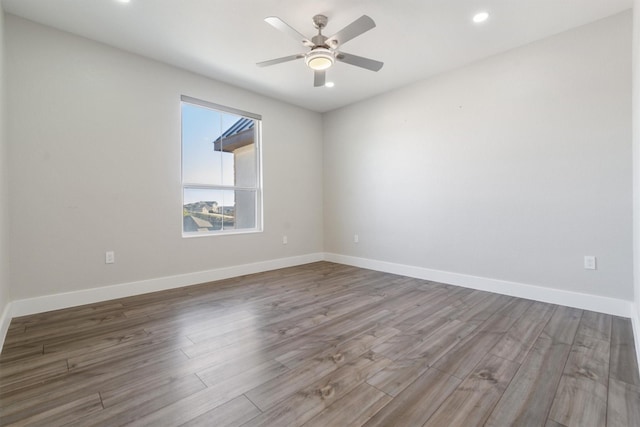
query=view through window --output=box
[181,96,262,236]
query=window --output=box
[181,95,262,236]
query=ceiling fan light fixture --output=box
[305,48,335,71]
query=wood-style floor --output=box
[1,262,639,426]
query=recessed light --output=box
[473,12,489,23]
[116,0,131,4]
[325,82,335,88]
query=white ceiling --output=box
[2,0,633,112]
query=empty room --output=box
[1,0,640,426]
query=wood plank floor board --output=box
[540,306,582,345]
[244,327,398,411]
[274,309,396,354]
[262,294,383,335]
[5,312,153,351]
[495,297,534,319]
[179,395,262,427]
[432,329,505,380]
[432,313,517,379]
[257,292,388,339]
[396,318,481,364]
[241,353,392,427]
[0,353,69,383]
[423,353,520,427]
[6,302,126,330]
[607,377,640,427]
[548,375,608,427]
[186,313,396,379]
[7,311,131,346]
[196,358,289,390]
[363,368,461,427]
[451,293,510,323]
[180,326,280,359]
[142,308,260,340]
[576,311,612,343]
[3,393,103,427]
[563,334,611,386]
[0,347,189,411]
[0,343,43,364]
[127,359,286,426]
[490,301,556,363]
[543,309,615,427]
[0,380,115,426]
[101,372,207,409]
[485,336,572,426]
[256,283,392,330]
[273,324,396,370]
[610,317,640,386]
[61,374,208,427]
[301,382,392,427]
[365,287,459,330]
[180,316,381,383]
[0,359,68,391]
[365,356,432,397]
[387,287,459,330]
[370,316,451,361]
[41,324,152,356]
[300,307,395,343]
[0,262,638,426]
[66,330,194,372]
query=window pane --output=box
[182,103,230,186]
[218,117,257,187]
[183,188,257,233]
[232,139,257,188]
[183,188,225,232]
[227,189,257,230]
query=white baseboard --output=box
[324,253,635,318]
[9,253,324,318]
[0,302,12,351]
[632,303,640,375]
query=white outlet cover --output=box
[584,256,596,270]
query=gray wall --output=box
[634,0,640,319]
[3,10,636,307]
[0,9,9,318]
[323,12,633,299]
[6,15,324,300]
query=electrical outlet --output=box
[282,235,288,245]
[584,255,596,270]
[105,251,115,264]
[354,234,359,243]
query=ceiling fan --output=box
[257,14,384,87]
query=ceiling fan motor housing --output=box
[312,14,328,30]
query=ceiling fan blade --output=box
[326,15,376,47]
[257,54,304,67]
[336,52,383,72]
[314,70,326,87]
[264,17,314,47]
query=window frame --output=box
[180,95,263,237]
